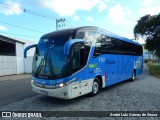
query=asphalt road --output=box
[0,78,37,107]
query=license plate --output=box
[40,90,48,95]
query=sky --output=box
[0,0,160,43]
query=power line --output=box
[0,31,40,39]
[0,2,73,28]
[0,20,44,33]
[23,9,57,20]
[0,2,23,11]
[0,3,59,20]
[66,19,73,27]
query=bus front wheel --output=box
[90,78,100,96]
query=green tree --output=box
[134,13,160,65]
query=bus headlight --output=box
[56,82,67,88]
[58,83,64,87]
[56,78,76,88]
[31,80,34,83]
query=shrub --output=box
[144,59,149,63]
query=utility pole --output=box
[56,18,65,30]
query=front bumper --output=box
[31,80,72,99]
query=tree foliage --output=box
[134,13,160,55]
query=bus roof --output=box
[42,26,141,46]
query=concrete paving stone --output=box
[0,64,160,120]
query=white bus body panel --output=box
[31,79,94,99]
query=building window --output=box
[0,40,16,56]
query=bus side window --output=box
[76,32,86,39]
[72,44,90,72]
[94,43,101,55]
[93,34,102,57]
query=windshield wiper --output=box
[35,58,45,77]
[35,49,49,77]
[35,48,55,78]
[44,49,54,77]
[48,57,54,77]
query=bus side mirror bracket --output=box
[64,39,85,56]
[24,44,37,58]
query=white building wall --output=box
[0,56,17,76]
[21,39,35,73]
[23,40,35,56]
[24,56,33,73]
[16,42,24,74]
[0,37,35,76]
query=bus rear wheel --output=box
[130,70,136,81]
[90,78,100,96]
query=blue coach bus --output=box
[24,26,143,99]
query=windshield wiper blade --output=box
[36,48,55,78]
[45,48,54,77]
[35,58,45,76]
[48,57,54,77]
[35,49,49,77]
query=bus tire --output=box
[130,70,136,81]
[90,78,100,96]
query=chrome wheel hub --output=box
[93,82,99,94]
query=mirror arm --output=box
[24,44,37,58]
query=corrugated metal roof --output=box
[0,35,25,44]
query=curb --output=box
[0,74,31,82]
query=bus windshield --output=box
[32,35,72,79]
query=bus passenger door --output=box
[71,43,91,98]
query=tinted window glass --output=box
[118,40,142,56]
[93,33,143,56]
[76,31,98,45]
[94,34,119,54]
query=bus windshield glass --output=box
[32,35,72,79]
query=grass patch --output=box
[147,64,160,78]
